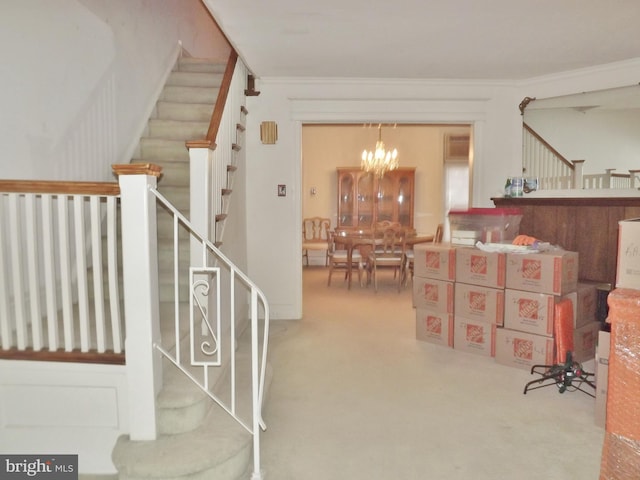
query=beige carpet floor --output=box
[258,266,605,480]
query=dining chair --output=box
[302,217,331,266]
[404,223,443,285]
[375,220,402,232]
[367,226,407,292]
[327,232,364,287]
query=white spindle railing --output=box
[142,181,269,480]
[189,53,248,246]
[523,123,640,192]
[0,183,124,357]
[211,60,248,243]
[523,124,574,189]
[51,71,117,182]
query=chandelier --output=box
[361,124,399,177]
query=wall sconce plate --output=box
[261,121,278,144]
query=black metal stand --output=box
[523,351,596,397]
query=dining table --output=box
[333,228,435,289]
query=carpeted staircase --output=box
[111,55,264,480]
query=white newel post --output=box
[571,160,585,189]
[187,141,216,321]
[187,141,214,251]
[113,163,163,441]
[603,169,615,188]
[629,170,640,189]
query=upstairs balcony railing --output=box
[522,123,640,191]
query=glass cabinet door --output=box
[337,167,414,230]
[397,175,412,227]
[376,175,394,223]
[357,172,374,227]
[339,173,355,226]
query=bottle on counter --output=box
[504,178,512,197]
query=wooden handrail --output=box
[185,50,239,151]
[207,50,238,142]
[0,179,119,195]
[0,348,125,365]
[523,122,574,170]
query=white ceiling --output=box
[204,0,640,81]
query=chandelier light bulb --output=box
[361,125,399,177]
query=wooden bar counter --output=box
[492,195,640,286]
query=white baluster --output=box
[106,196,122,353]
[74,196,90,352]
[57,195,75,351]
[41,195,59,351]
[8,194,26,349]
[0,195,11,350]
[24,194,43,350]
[90,196,106,353]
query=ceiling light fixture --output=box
[361,124,399,178]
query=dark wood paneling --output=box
[577,207,610,283]
[492,196,640,286]
[517,205,535,235]
[557,206,576,251]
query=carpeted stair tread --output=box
[155,361,212,436]
[160,85,219,104]
[138,138,190,161]
[155,101,215,122]
[112,408,251,480]
[166,71,223,88]
[147,119,209,141]
[177,58,227,74]
[113,348,273,479]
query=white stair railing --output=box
[112,164,269,479]
[0,180,124,360]
[188,51,248,246]
[152,187,269,480]
[185,52,267,480]
[522,123,574,189]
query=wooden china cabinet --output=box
[336,167,415,232]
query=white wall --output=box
[0,0,229,181]
[245,78,522,319]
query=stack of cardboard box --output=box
[413,244,456,347]
[452,247,505,356]
[413,243,600,369]
[412,244,505,356]
[495,249,598,369]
